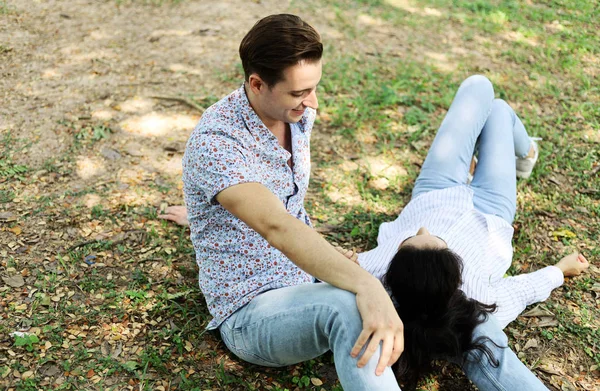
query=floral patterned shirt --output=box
[183,85,316,329]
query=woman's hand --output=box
[334,245,359,265]
[555,252,589,277]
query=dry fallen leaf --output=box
[8,226,22,235]
[2,275,25,288]
[111,341,123,359]
[0,211,17,222]
[524,338,539,350]
[311,378,323,386]
[522,305,554,318]
[538,317,559,327]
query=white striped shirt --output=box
[358,185,564,329]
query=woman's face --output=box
[399,227,448,250]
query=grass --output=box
[1,0,598,390]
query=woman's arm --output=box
[490,252,589,328]
[555,252,589,276]
[333,245,359,264]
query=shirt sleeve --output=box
[183,132,260,204]
[490,265,564,328]
[299,107,316,136]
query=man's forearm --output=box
[215,182,382,294]
[265,212,381,294]
[215,182,404,371]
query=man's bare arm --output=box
[157,205,358,266]
[216,182,404,375]
[218,183,370,292]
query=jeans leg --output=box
[512,110,532,158]
[412,75,494,200]
[471,99,525,223]
[461,315,549,391]
[219,283,401,391]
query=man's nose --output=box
[303,89,318,110]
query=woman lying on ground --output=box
[159,75,589,389]
[356,75,589,387]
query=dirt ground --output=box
[2,0,261,171]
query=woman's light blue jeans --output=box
[219,75,548,390]
[413,74,532,224]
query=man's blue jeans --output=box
[219,76,548,390]
[220,283,547,390]
[220,283,402,390]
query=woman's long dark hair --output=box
[384,246,500,389]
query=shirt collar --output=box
[237,83,309,135]
[237,84,255,125]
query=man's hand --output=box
[351,280,404,376]
[158,205,189,226]
[334,245,359,265]
[556,252,589,277]
[216,183,403,374]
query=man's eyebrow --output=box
[291,83,320,93]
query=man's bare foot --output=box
[469,156,477,176]
[158,205,189,226]
[555,252,590,277]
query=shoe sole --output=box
[516,170,532,179]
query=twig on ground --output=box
[66,229,147,252]
[150,95,205,112]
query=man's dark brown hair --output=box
[239,14,323,87]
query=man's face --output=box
[258,60,322,124]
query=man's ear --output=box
[248,74,265,95]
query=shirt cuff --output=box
[530,265,564,303]
[543,265,565,289]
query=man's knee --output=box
[313,285,362,332]
[318,285,360,315]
